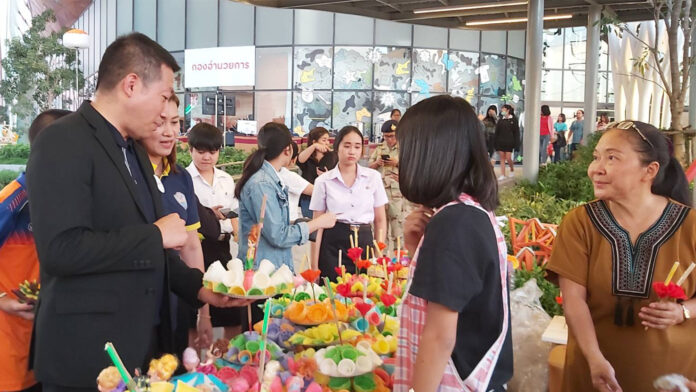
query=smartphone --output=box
[220,208,238,219]
[381,154,391,161]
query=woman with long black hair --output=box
[236,122,336,271]
[310,126,388,281]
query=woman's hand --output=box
[588,356,622,392]
[639,301,684,329]
[0,296,35,320]
[195,313,213,349]
[314,143,330,153]
[211,205,226,220]
[313,212,337,230]
[403,206,433,256]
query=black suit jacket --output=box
[26,102,203,387]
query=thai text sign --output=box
[184,46,255,88]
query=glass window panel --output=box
[599,40,609,71]
[332,91,373,138]
[219,1,254,46]
[186,0,218,49]
[375,20,412,47]
[449,29,479,52]
[563,70,585,102]
[255,7,293,46]
[107,0,116,43]
[292,91,332,135]
[542,29,564,69]
[412,49,447,94]
[507,30,525,59]
[564,26,587,70]
[597,72,608,103]
[541,70,563,101]
[294,9,334,45]
[172,52,185,93]
[481,31,507,55]
[335,14,373,45]
[373,47,411,91]
[506,57,525,102]
[221,92,254,133]
[448,51,479,98]
[478,96,504,116]
[256,47,292,90]
[479,54,506,96]
[157,0,185,51]
[293,47,333,90]
[133,0,156,39]
[255,91,292,130]
[411,92,446,106]
[334,47,374,90]
[413,25,448,49]
[373,92,409,136]
[188,92,218,130]
[116,0,133,35]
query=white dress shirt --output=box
[186,163,239,234]
[278,167,310,222]
[310,164,388,224]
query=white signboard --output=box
[237,120,258,135]
[184,46,255,88]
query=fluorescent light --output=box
[466,14,573,26]
[414,1,527,14]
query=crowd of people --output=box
[1,31,695,392]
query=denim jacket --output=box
[239,161,308,271]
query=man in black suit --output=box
[26,33,249,391]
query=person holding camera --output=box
[369,121,404,251]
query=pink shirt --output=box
[310,164,388,224]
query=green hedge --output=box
[0,144,30,164]
[0,170,19,188]
[176,145,249,176]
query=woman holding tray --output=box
[548,121,696,391]
[310,125,388,282]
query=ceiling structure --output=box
[241,0,657,30]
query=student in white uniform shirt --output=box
[278,142,314,269]
[278,142,313,223]
[310,126,388,281]
[185,123,241,339]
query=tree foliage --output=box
[0,9,83,122]
[601,1,694,132]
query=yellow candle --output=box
[676,262,696,286]
[665,261,680,285]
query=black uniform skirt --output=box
[318,222,373,282]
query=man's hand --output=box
[154,213,187,249]
[385,156,398,167]
[197,287,254,308]
[0,296,35,320]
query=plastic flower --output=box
[335,283,351,298]
[653,282,688,300]
[380,293,396,308]
[376,242,387,251]
[555,296,563,305]
[356,259,372,272]
[300,269,321,283]
[347,247,363,262]
[355,302,373,317]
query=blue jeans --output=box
[539,134,550,164]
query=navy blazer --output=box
[26,101,203,388]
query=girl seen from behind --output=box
[393,95,513,392]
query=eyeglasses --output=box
[606,120,655,150]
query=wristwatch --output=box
[681,303,691,321]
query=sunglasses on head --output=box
[606,121,655,150]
